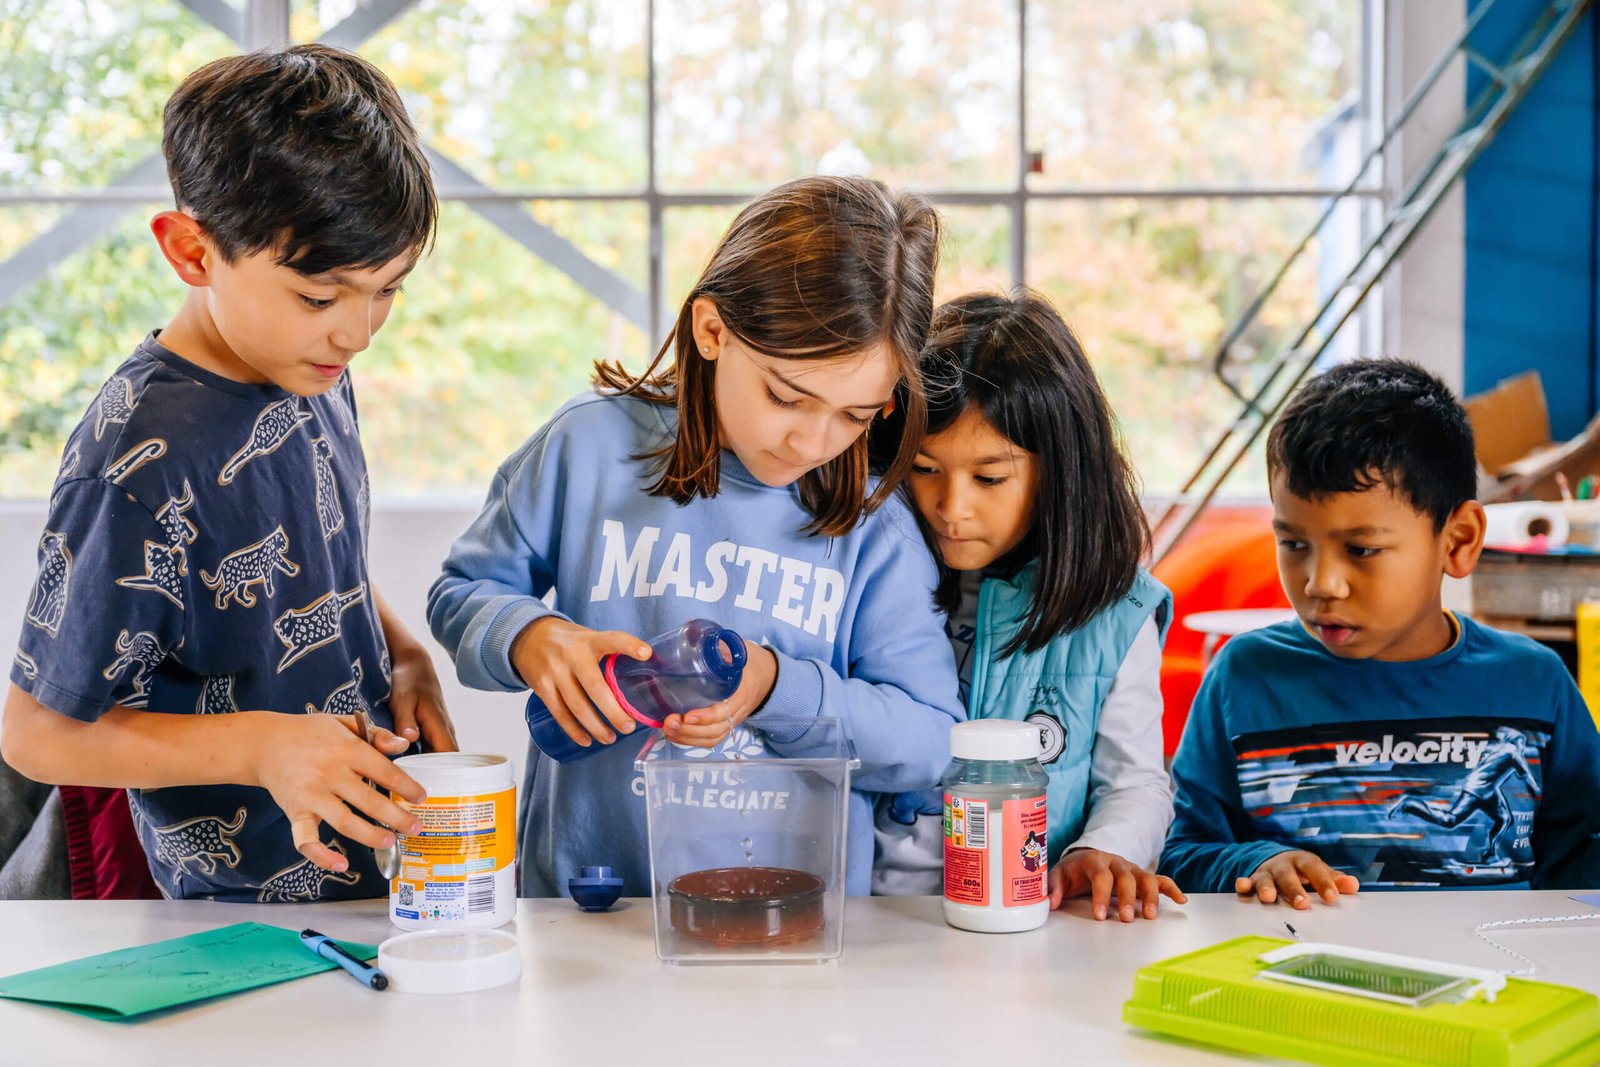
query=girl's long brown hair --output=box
[594,175,940,536]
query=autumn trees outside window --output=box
[0,0,1372,499]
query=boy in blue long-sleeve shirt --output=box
[1162,359,1600,905]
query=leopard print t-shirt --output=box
[12,332,395,901]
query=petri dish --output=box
[667,866,826,946]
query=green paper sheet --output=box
[0,921,379,1020]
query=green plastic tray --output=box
[1123,936,1600,1067]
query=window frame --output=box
[0,0,1386,497]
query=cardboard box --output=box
[1463,371,1600,504]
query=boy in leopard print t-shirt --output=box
[1,45,456,901]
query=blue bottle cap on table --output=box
[569,865,625,911]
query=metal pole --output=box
[244,0,291,50]
[647,0,664,349]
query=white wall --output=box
[362,501,532,782]
[1382,0,1467,391]
[0,499,530,785]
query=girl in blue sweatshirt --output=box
[428,176,964,897]
[872,291,1186,921]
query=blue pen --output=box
[300,928,387,990]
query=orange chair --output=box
[1153,513,1290,757]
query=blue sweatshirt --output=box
[428,392,963,897]
[1161,615,1600,892]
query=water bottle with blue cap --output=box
[525,618,747,763]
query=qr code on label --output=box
[398,882,414,907]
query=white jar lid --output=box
[951,719,1044,762]
[377,928,521,995]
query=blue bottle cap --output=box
[700,626,747,685]
[569,865,625,912]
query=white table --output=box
[2,892,1597,1066]
[1182,608,1298,665]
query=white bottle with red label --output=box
[942,720,1050,933]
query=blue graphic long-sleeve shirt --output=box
[1161,615,1600,892]
[10,332,395,901]
[428,391,964,897]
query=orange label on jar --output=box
[1002,795,1048,907]
[392,789,515,902]
[943,794,988,906]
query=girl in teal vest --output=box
[872,290,1187,921]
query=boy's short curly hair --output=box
[162,43,436,275]
[1267,358,1478,530]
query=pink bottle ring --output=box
[603,654,667,729]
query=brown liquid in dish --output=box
[667,866,826,945]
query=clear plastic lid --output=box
[377,929,521,995]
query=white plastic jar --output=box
[942,720,1050,933]
[389,753,516,930]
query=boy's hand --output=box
[664,641,778,749]
[1237,850,1360,909]
[511,616,650,749]
[387,645,458,753]
[253,712,426,872]
[1050,847,1187,921]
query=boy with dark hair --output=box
[1,44,456,901]
[1161,359,1600,905]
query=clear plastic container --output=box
[635,717,858,964]
[942,720,1050,933]
[526,618,747,763]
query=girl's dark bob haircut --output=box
[914,289,1149,658]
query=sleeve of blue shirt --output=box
[427,430,569,693]
[1159,649,1295,892]
[1531,670,1600,890]
[753,500,963,794]
[12,478,186,721]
